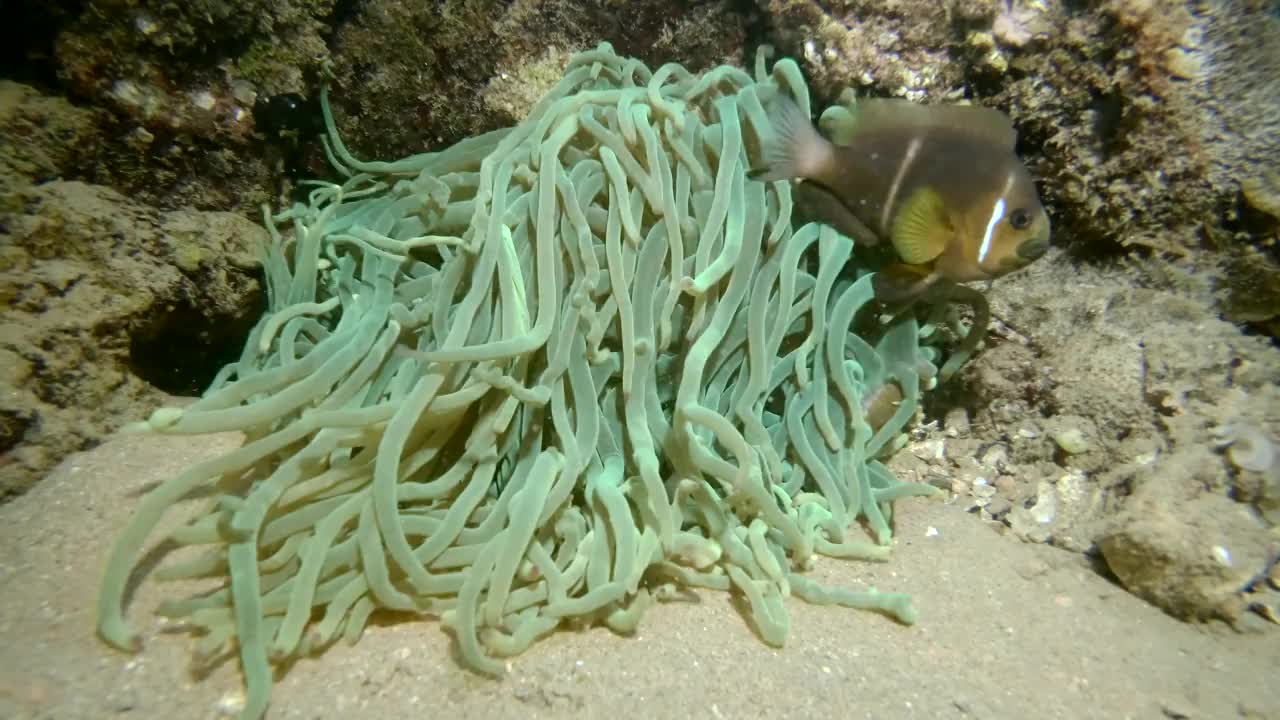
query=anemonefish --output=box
[749,94,1051,304]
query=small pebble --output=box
[946,440,983,464]
[230,78,257,105]
[994,475,1018,497]
[911,438,946,461]
[978,444,1010,471]
[215,690,245,717]
[1053,428,1090,454]
[925,472,954,491]
[944,408,970,437]
[985,496,1012,518]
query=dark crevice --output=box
[0,0,85,90]
[1089,90,1126,158]
[0,409,35,456]
[733,0,772,71]
[325,0,367,42]
[127,283,266,397]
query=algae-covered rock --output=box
[32,0,752,211]
[56,0,336,110]
[762,0,993,102]
[0,181,264,500]
[324,0,749,161]
[1219,246,1280,339]
[0,81,104,193]
[1098,486,1269,622]
[947,248,1280,620]
[49,0,340,210]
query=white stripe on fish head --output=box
[977,199,1006,264]
[976,169,1018,265]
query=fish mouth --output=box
[1016,234,1049,261]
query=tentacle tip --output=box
[99,625,143,654]
[895,603,920,626]
[144,407,185,432]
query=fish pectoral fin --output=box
[891,187,952,265]
[872,262,939,305]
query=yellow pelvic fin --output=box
[890,187,952,265]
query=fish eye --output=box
[1009,208,1033,230]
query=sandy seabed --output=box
[0,429,1276,720]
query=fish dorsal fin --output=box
[891,186,952,265]
[820,97,1017,150]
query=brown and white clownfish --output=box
[749,93,1051,304]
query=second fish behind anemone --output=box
[748,94,1051,305]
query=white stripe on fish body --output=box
[881,136,923,233]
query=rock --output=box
[1053,428,1089,455]
[956,206,1280,609]
[0,81,103,193]
[0,180,263,499]
[327,1,747,163]
[1097,485,1270,622]
[910,438,947,463]
[33,1,752,211]
[1002,470,1104,550]
[945,438,984,465]
[993,475,1019,498]
[51,0,328,209]
[978,444,1011,474]
[984,496,1013,520]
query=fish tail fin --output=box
[749,94,831,182]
